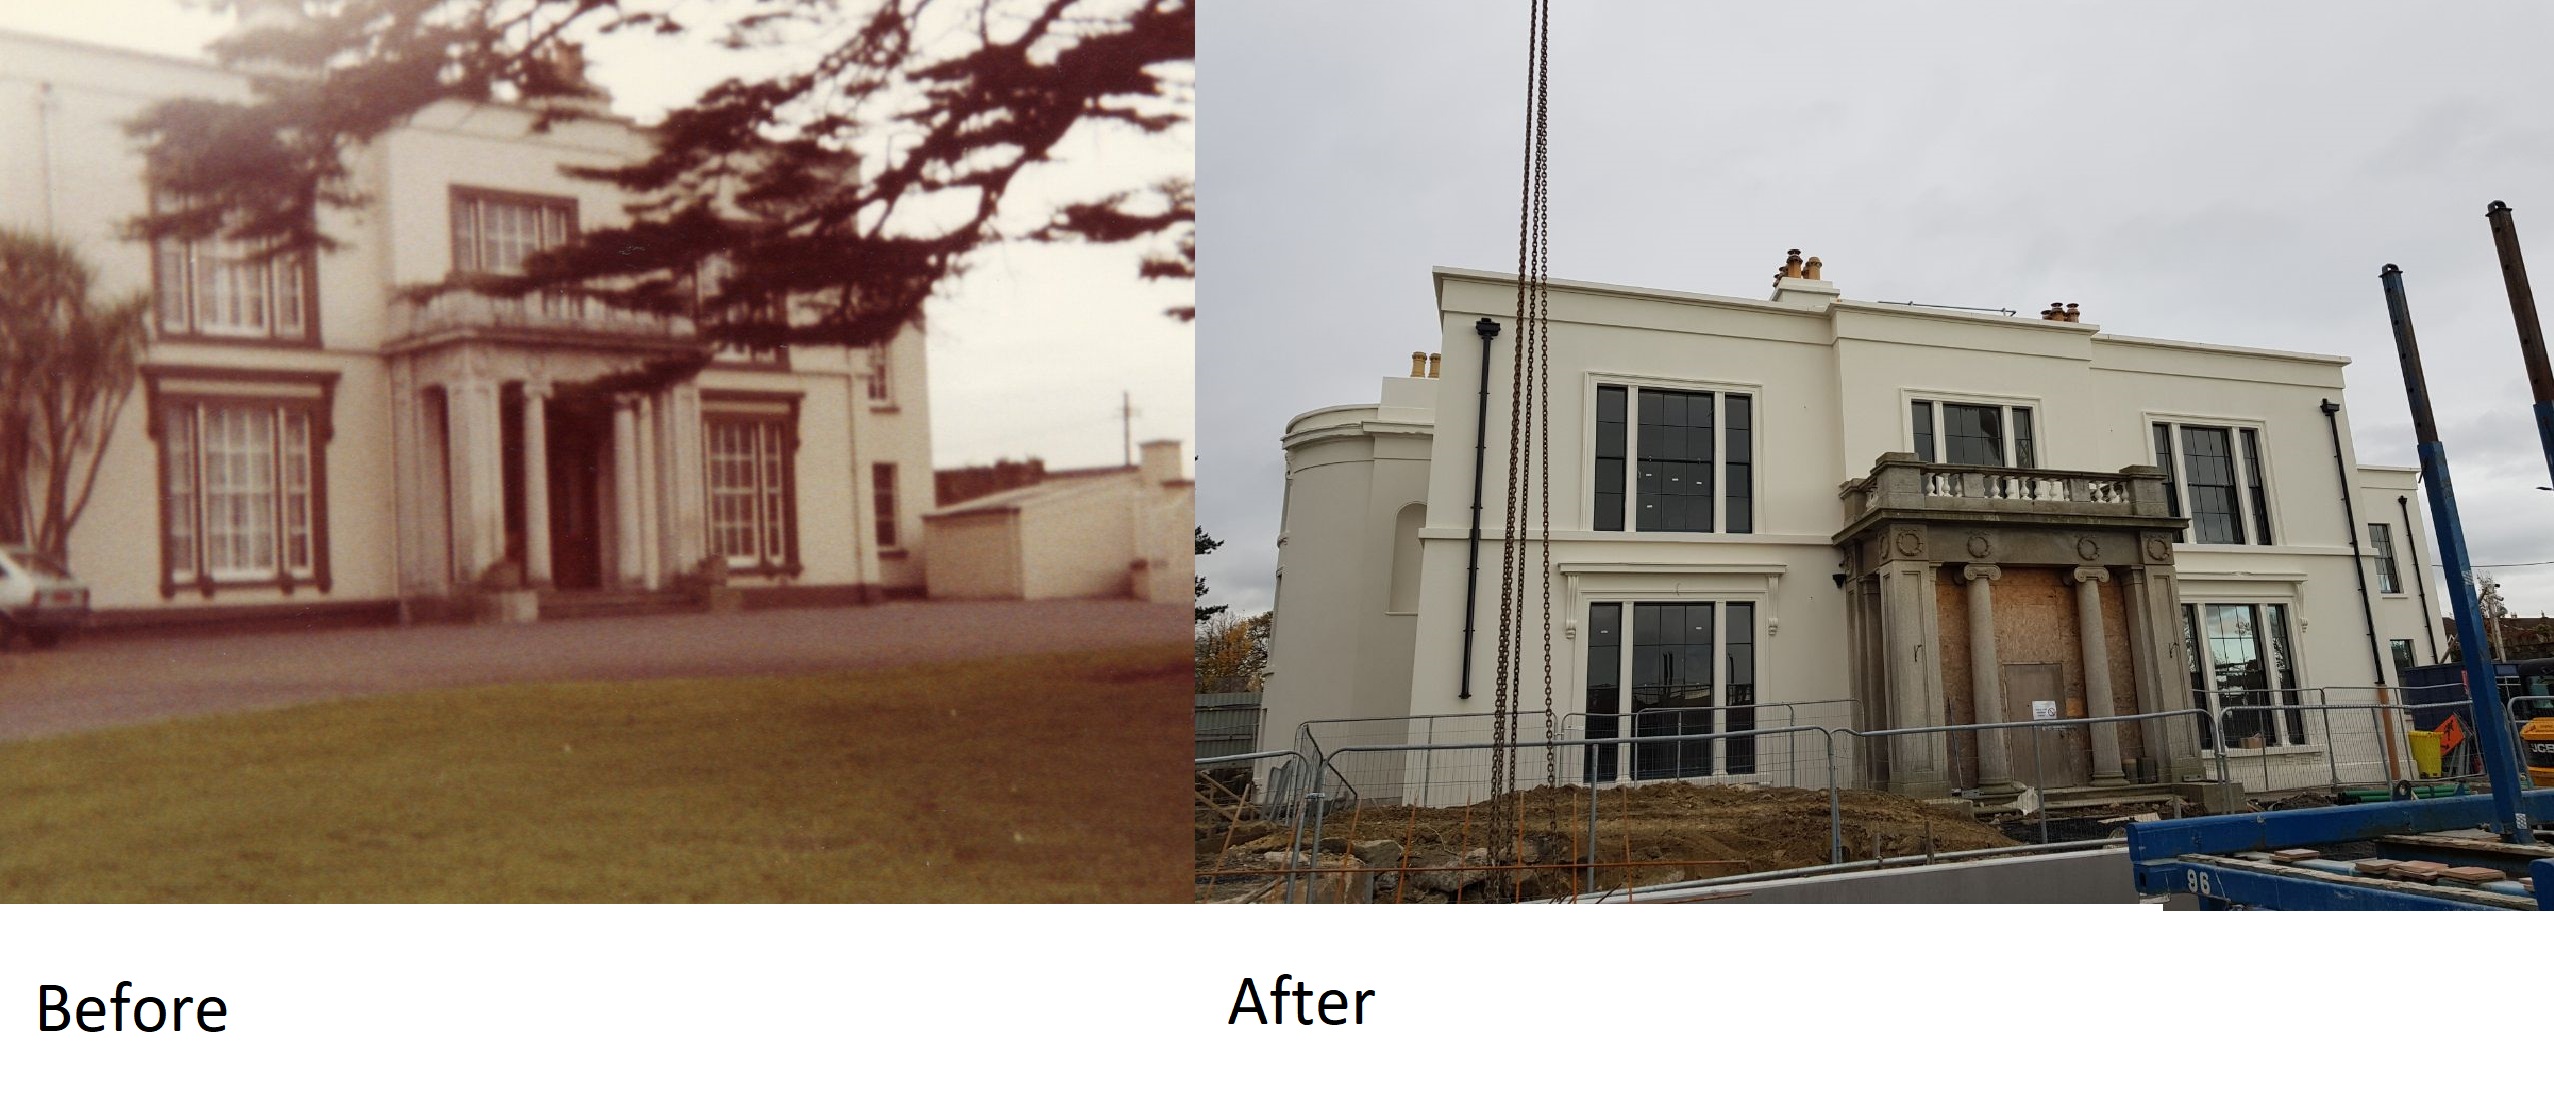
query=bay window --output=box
[149,369,335,597]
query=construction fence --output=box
[1198,691,2523,903]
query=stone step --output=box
[536,590,700,620]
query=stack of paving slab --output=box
[2260,848,2535,898]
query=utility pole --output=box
[2481,573,2509,661]
[1121,390,1135,468]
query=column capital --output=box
[523,378,555,400]
[2071,565,2110,586]
[1961,563,2002,584]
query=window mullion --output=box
[1710,392,1723,534]
[1625,391,1641,533]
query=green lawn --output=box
[0,645,1188,902]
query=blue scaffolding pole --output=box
[2125,261,2550,909]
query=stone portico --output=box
[386,290,712,608]
[1836,453,2195,800]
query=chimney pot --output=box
[1427,352,1442,378]
[1782,249,1805,279]
[1410,351,1427,378]
[1802,256,1822,280]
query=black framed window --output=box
[2370,522,2401,594]
[2153,423,2182,539]
[2239,428,2273,545]
[2179,426,2245,544]
[1636,390,1714,532]
[1909,398,2035,467]
[1590,384,1751,534]
[1724,395,1753,534]
[2390,638,2416,678]
[2189,601,2304,748]
[1582,599,1758,781]
[1594,385,1627,531]
[2155,421,2274,546]
[1943,403,2004,466]
[1583,602,1623,782]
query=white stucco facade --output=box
[1262,263,2447,798]
[0,28,931,624]
[922,439,1195,603]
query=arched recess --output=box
[1387,502,1425,613]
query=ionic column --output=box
[636,392,662,590]
[521,381,553,588]
[445,374,505,585]
[612,394,643,588]
[2074,565,2128,785]
[1961,564,2019,794]
[663,383,706,574]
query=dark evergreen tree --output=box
[128,0,1193,356]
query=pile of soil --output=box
[1196,780,2021,903]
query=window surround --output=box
[1581,372,1761,537]
[448,184,579,275]
[1578,595,1765,781]
[143,366,337,598]
[1899,388,2043,468]
[2147,414,2280,546]
[872,461,902,552]
[699,390,803,578]
[148,212,320,348]
[864,346,896,408]
[2181,597,2309,749]
[2369,522,2404,596]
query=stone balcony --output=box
[386,287,703,356]
[1835,452,2182,544]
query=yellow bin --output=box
[2407,729,2443,779]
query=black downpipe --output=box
[2322,398,2390,690]
[1458,317,1501,699]
[2398,494,2439,663]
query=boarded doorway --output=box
[2002,661,2090,788]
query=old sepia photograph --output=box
[0,0,1193,902]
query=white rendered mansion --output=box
[0,28,933,626]
[1261,258,2448,798]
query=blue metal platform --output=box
[2127,792,2554,909]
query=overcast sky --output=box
[0,0,1193,474]
[1199,0,2554,626]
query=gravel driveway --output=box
[0,598,1189,742]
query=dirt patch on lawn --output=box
[1197,780,2021,902]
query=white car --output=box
[0,544,89,649]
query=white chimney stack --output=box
[1139,439,1184,487]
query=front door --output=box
[545,402,607,590]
